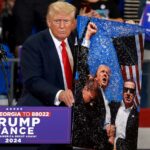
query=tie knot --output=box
[61,40,66,47]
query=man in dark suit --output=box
[16,2,98,150]
[95,65,115,150]
[18,2,98,108]
[16,2,77,150]
[73,22,108,149]
[115,79,139,150]
[17,1,77,107]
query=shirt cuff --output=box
[103,122,111,130]
[54,90,63,106]
[82,38,90,48]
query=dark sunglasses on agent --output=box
[123,87,135,94]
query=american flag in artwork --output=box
[113,34,145,106]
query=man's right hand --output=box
[59,90,75,107]
[85,22,98,40]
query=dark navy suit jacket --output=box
[116,107,139,150]
[17,29,76,106]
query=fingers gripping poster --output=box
[72,16,145,150]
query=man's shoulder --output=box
[23,29,50,45]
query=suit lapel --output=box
[43,29,65,89]
[42,29,76,89]
[127,108,136,126]
[68,31,77,76]
[126,107,138,136]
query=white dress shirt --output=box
[101,87,111,126]
[49,29,74,105]
[115,101,132,144]
[53,38,90,105]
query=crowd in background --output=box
[0,0,147,55]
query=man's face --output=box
[95,65,110,89]
[47,13,75,41]
[123,81,136,108]
[82,86,96,103]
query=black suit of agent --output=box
[115,79,139,150]
[116,106,139,150]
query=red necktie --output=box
[61,41,72,89]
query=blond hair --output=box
[47,1,76,19]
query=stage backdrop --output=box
[72,16,145,149]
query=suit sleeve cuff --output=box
[103,122,110,130]
[54,90,63,106]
